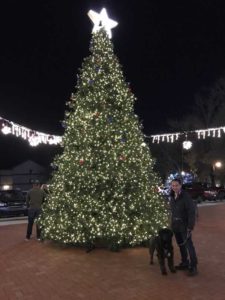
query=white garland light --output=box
[2,125,11,135]
[0,116,62,146]
[149,127,225,144]
[1,115,225,147]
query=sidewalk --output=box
[0,216,27,226]
[0,203,225,300]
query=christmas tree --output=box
[40,9,168,250]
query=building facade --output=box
[0,160,49,191]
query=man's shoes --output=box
[187,267,198,276]
[175,262,189,270]
[24,238,30,241]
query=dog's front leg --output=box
[158,256,167,275]
[168,256,176,273]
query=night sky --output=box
[1,0,225,168]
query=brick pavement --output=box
[0,203,225,300]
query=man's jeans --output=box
[26,208,41,239]
[174,230,198,268]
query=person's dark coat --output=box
[170,190,196,233]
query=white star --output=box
[87,8,118,39]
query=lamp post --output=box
[211,161,222,187]
[181,140,192,173]
[214,161,222,169]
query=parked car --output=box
[203,188,218,201]
[158,182,225,203]
[0,189,28,217]
[216,187,225,200]
[182,182,205,203]
[183,183,225,202]
[204,186,225,201]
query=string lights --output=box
[0,116,62,147]
[147,126,225,143]
[1,115,224,147]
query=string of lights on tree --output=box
[1,115,225,148]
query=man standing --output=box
[25,180,46,241]
[170,178,198,276]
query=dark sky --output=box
[1,0,225,168]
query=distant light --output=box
[181,171,185,176]
[29,136,40,147]
[87,8,118,39]
[1,125,11,135]
[183,140,192,150]
[2,185,11,190]
[215,161,222,168]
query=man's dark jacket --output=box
[170,190,196,233]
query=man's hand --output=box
[187,228,192,237]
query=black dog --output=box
[149,228,176,275]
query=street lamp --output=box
[182,140,192,150]
[181,140,192,173]
[214,161,222,169]
[211,161,223,187]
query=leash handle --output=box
[178,231,191,246]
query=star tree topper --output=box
[87,8,118,39]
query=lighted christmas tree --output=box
[40,8,168,250]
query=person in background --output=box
[170,178,198,276]
[25,180,46,241]
[41,184,49,195]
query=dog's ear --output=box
[159,228,173,241]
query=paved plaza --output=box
[0,202,225,300]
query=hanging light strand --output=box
[147,126,225,143]
[0,116,62,147]
[0,115,225,146]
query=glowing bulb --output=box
[2,125,11,135]
[182,140,192,150]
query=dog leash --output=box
[178,231,191,246]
